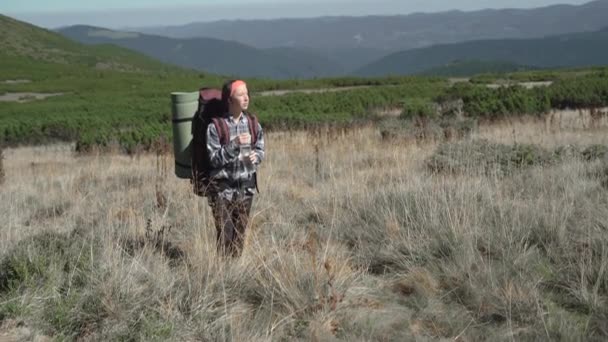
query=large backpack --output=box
[191,87,259,197]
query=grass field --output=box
[1,109,607,341]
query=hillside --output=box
[57,25,345,79]
[0,14,179,73]
[356,29,608,77]
[1,14,449,150]
[0,15,221,149]
[134,0,608,52]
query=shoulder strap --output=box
[246,112,259,145]
[211,117,230,145]
[245,112,260,194]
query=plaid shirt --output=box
[206,113,265,198]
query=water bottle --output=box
[237,124,255,174]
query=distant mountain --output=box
[299,47,390,72]
[133,0,608,53]
[356,29,608,77]
[57,25,345,79]
[0,14,179,73]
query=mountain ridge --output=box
[131,0,608,52]
[356,28,608,77]
[57,25,345,79]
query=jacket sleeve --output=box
[253,122,265,165]
[207,122,239,168]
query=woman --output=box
[206,79,265,257]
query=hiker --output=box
[205,79,264,257]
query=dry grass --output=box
[0,110,607,341]
[0,146,4,186]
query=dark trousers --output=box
[209,194,253,257]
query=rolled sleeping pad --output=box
[171,91,198,179]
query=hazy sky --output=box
[2,0,593,29]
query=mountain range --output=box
[10,0,608,79]
[356,27,608,76]
[57,25,345,79]
[133,0,608,52]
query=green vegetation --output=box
[3,45,608,152]
[442,74,608,119]
[4,51,608,152]
[252,79,444,130]
[0,51,447,152]
[0,15,181,74]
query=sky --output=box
[2,0,593,29]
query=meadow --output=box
[1,108,607,341]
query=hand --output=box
[249,152,258,164]
[236,133,251,145]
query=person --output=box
[206,79,264,257]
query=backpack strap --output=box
[245,112,260,194]
[246,112,259,145]
[211,117,230,146]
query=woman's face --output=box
[230,84,249,112]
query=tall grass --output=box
[0,146,4,185]
[0,112,607,340]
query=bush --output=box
[426,140,553,176]
[401,99,437,119]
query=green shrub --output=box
[426,140,553,175]
[401,98,437,119]
[3,57,608,153]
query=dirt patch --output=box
[257,85,371,97]
[0,319,50,342]
[448,77,470,85]
[486,81,553,89]
[371,107,403,118]
[257,80,551,97]
[0,92,64,103]
[2,79,31,85]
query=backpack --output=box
[191,87,260,197]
